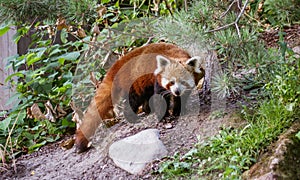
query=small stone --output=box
[292,46,300,58]
[165,123,173,129]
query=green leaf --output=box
[36,47,47,58]
[61,118,75,127]
[49,47,62,57]
[58,58,65,65]
[102,0,110,4]
[111,23,119,28]
[45,62,60,70]
[23,131,34,140]
[114,0,119,8]
[31,124,42,131]
[0,25,10,36]
[0,116,12,131]
[5,72,24,82]
[296,131,300,140]
[57,51,80,61]
[27,56,41,66]
[28,141,47,152]
[16,109,26,125]
[0,109,26,131]
[60,29,68,44]
[5,92,21,108]
[12,31,22,43]
[46,135,60,142]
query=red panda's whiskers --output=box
[160,90,171,97]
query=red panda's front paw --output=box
[75,128,90,153]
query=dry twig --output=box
[220,0,238,18]
[207,0,249,38]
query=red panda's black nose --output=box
[174,90,181,96]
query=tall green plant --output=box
[264,32,300,111]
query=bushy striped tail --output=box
[75,81,115,153]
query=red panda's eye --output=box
[170,81,175,85]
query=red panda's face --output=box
[160,76,193,96]
[154,55,201,96]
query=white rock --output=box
[109,129,168,174]
[165,123,173,129]
[292,46,300,58]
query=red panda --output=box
[75,43,205,153]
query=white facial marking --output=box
[170,84,177,96]
[161,77,169,88]
[170,82,185,96]
[186,78,195,88]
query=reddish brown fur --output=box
[75,43,203,152]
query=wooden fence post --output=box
[0,27,17,111]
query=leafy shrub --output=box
[1,0,181,164]
[0,28,87,161]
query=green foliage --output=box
[296,131,300,140]
[211,72,239,99]
[0,0,99,24]
[264,42,300,107]
[0,23,10,36]
[247,0,300,27]
[157,1,300,179]
[257,32,299,107]
[0,0,183,25]
[1,0,180,163]
[265,61,300,106]
[1,28,86,159]
[158,28,300,178]
[263,0,300,26]
[158,99,295,179]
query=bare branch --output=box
[184,0,188,12]
[206,0,249,38]
[143,36,155,46]
[220,0,237,18]
[236,0,249,22]
[207,22,235,33]
[235,23,241,37]
[163,0,173,16]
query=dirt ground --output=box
[1,90,241,179]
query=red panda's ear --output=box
[154,55,171,75]
[186,56,202,73]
